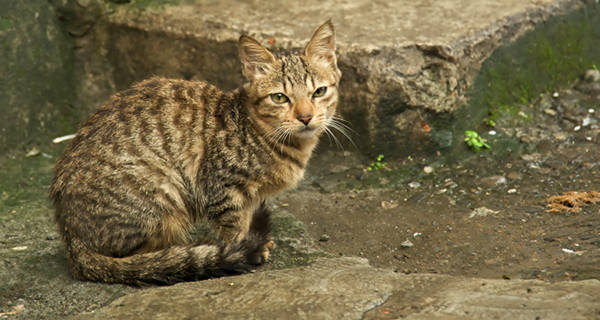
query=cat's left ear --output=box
[239,35,277,81]
[305,20,340,75]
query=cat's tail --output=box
[64,234,267,285]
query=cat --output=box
[49,20,343,285]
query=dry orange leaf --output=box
[421,120,431,132]
[546,191,600,213]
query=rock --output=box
[69,257,600,320]
[381,200,399,209]
[469,207,499,218]
[507,171,522,181]
[584,69,600,82]
[408,181,421,189]
[479,175,507,187]
[400,240,414,248]
[46,233,59,241]
[553,132,568,141]
[319,234,330,242]
[25,146,41,158]
[521,153,543,162]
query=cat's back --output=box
[51,77,227,201]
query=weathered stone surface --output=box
[86,0,592,155]
[71,257,600,320]
[102,0,575,110]
[0,0,81,154]
[41,0,600,156]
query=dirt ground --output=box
[1,70,599,319]
[281,70,600,282]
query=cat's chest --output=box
[252,160,306,199]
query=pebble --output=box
[46,233,59,241]
[543,108,557,116]
[507,171,522,180]
[521,153,542,162]
[507,188,517,194]
[25,146,40,158]
[319,234,330,242]
[584,69,600,82]
[423,166,433,174]
[381,200,399,209]
[553,132,568,141]
[469,207,499,218]
[408,181,421,189]
[479,175,507,187]
[400,240,414,248]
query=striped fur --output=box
[49,21,342,284]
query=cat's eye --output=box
[270,93,289,104]
[312,86,327,98]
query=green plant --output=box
[484,118,496,127]
[464,130,491,152]
[367,154,386,171]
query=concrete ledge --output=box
[74,0,599,156]
[105,0,576,110]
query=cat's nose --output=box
[297,114,312,126]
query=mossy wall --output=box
[0,0,79,154]
[435,0,600,157]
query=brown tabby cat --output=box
[50,21,342,284]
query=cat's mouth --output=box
[294,125,320,137]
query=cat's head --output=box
[239,20,342,144]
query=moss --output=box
[0,155,55,211]
[129,0,196,9]
[0,0,82,154]
[0,17,13,31]
[433,1,600,158]
[265,214,330,270]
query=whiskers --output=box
[265,125,293,152]
[265,116,355,151]
[323,115,356,150]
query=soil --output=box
[1,70,599,319]
[282,71,600,282]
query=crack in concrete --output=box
[359,291,393,320]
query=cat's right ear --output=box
[239,35,276,81]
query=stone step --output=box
[57,0,600,157]
[70,257,600,320]
[75,0,597,157]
